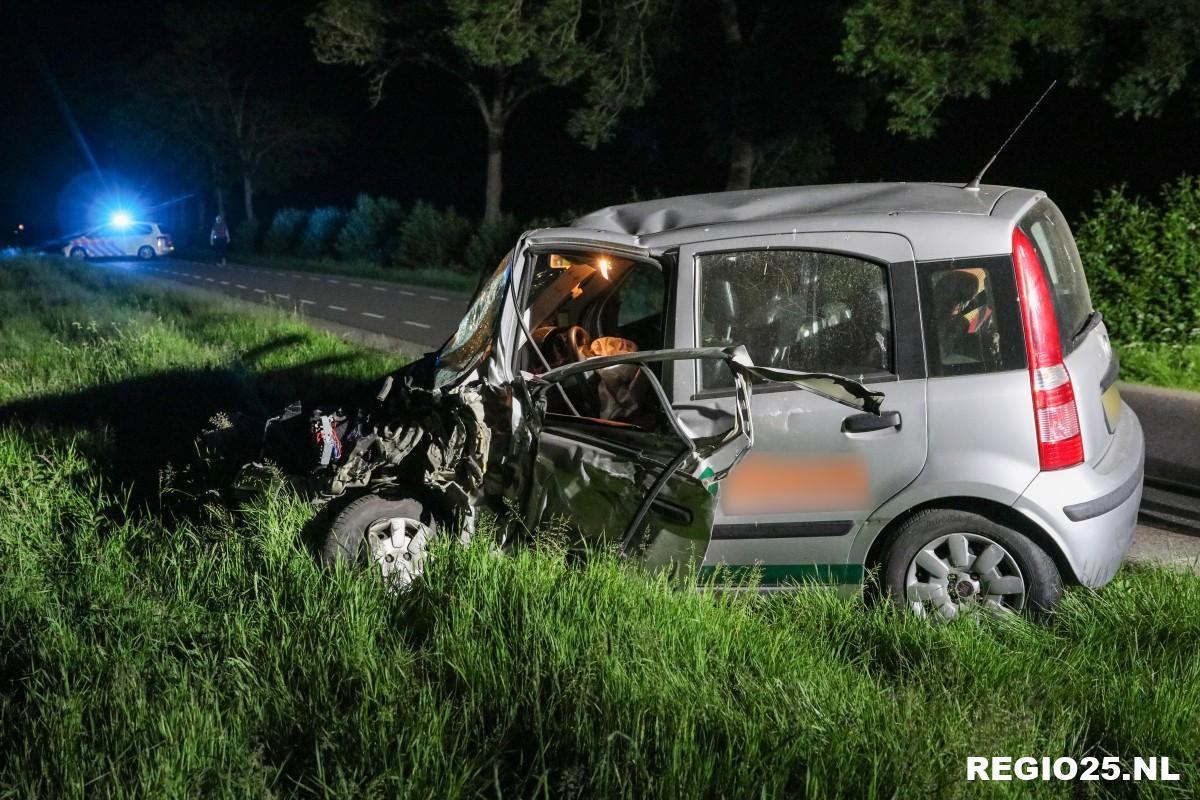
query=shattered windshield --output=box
[434,252,512,387]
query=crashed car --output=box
[227,182,1143,619]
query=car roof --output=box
[556,182,1046,261]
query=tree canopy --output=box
[838,0,1200,138]
[130,1,343,222]
[308,0,666,222]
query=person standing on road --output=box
[210,215,230,265]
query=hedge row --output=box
[1074,175,1200,346]
[237,195,536,277]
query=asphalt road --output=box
[105,255,468,349]
[86,254,1198,571]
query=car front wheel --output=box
[137,245,155,259]
[322,493,438,590]
[882,509,1061,619]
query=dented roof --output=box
[563,182,1046,261]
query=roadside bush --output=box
[463,212,524,276]
[298,206,346,258]
[263,208,309,256]
[1075,175,1200,345]
[394,201,473,271]
[231,219,260,253]
[335,194,406,261]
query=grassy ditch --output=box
[1,255,1198,797]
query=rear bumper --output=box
[1012,401,1144,588]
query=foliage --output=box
[335,193,407,261]
[839,0,1200,137]
[127,1,343,221]
[307,0,668,221]
[1075,176,1200,346]
[262,208,309,256]
[2,256,1200,795]
[297,206,347,259]
[462,212,523,277]
[394,201,473,271]
[230,218,260,253]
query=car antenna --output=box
[964,80,1057,191]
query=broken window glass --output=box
[698,250,892,389]
[434,252,511,387]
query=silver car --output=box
[244,182,1143,619]
[504,182,1143,617]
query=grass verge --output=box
[1,255,1198,797]
[1118,341,1200,393]
[178,248,478,294]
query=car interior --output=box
[519,251,668,428]
[699,250,893,389]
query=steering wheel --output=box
[564,324,591,362]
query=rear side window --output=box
[697,249,892,389]
[918,256,1026,377]
[1018,200,1093,351]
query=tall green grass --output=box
[1,256,1198,797]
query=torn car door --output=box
[519,346,883,579]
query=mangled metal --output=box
[216,340,881,583]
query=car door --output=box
[519,347,882,579]
[670,232,929,585]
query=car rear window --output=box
[1018,200,1093,352]
[917,256,1026,377]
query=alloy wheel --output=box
[904,532,1026,619]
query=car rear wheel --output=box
[137,245,155,260]
[322,493,437,590]
[882,509,1061,619]
[69,247,87,260]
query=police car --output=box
[63,221,174,260]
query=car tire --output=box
[322,493,438,589]
[137,245,155,260]
[69,247,87,260]
[881,509,1061,619]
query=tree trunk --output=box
[215,186,226,219]
[242,173,256,224]
[726,133,756,190]
[718,0,760,191]
[484,122,504,226]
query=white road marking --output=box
[429,295,449,301]
[299,299,316,305]
[326,279,341,284]
[349,282,363,287]
[404,320,431,329]
[372,286,388,292]
[236,283,248,289]
[205,278,215,282]
[219,280,230,286]
[274,293,289,299]
[308,276,320,281]
[361,311,385,319]
[254,289,266,294]
[327,305,348,311]
[398,290,416,296]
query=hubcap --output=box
[904,532,1025,619]
[364,515,432,590]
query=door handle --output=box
[842,410,902,433]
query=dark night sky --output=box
[3,0,1198,245]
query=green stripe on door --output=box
[698,563,865,586]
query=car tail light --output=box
[1013,228,1083,470]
